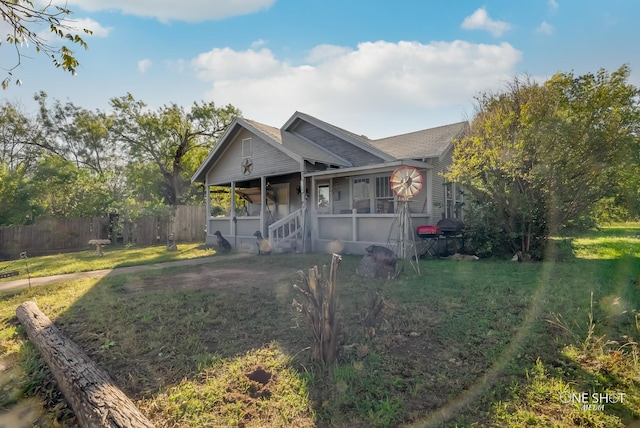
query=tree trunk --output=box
[15,301,154,428]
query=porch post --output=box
[300,173,307,253]
[261,176,267,235]
[310,175,316,252]
[230,181,236,235]
[352,208,357,242]
[205,176,210,237]
[426,169,433,217]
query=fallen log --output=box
[16,301,154,428]
[0,270,19,279]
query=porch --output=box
[205,164,437,255]
[312,210,431,254]
[207,208,306,254]
[204,171,309,254]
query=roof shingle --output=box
[244,118,351,167]
[368,121,469,160]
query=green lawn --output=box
[0,243,216,281]
[0,225,639,427]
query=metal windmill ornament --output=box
[388,166,423,274]
[390,166,423,199]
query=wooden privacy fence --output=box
[0,205,206,259]
[0,217,105,259]
[172,205,207,242]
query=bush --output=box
[592,197,635,224]
[461,209,513,259]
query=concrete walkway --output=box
[0,253,251,293]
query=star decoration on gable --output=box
[241,158,253,175]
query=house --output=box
[191,111,468,255]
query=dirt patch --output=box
[125,264,291,292]
[0,398,44,428]
[246,367,274,399]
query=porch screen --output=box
[353,178,370,213]
[375,176,394,213]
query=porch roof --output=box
[304,159,430,179]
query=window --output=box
[375,175,394,213]
[352,178,371,213]
[317,184,330,214]
[445,182,464,219]
[242,138,252,158]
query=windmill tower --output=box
[388,166,423,274]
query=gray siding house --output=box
[191,112,468,255]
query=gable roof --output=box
[192,112,469,183]
[191,116,350,183]
[369,121,469,161]
[284,112,395,163]
[243,118,351,168]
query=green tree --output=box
[0,101,41,171]
[0,164,33,225]
[110,94,240,208]
[123,160,166,205]
[1,0,91,88]
[30,155,114,218]
[448,66,640,258]
[35,92,117,174]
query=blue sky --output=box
[2,0,639,138]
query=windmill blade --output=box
[390,166,423,199]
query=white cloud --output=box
[306,44,354,64]
[250,39,268,49]
[461,8,511,37]
[33,17,110,45]
[63,17,111,37]
[535,21,555,35]
[193,47,284,80]
[549,0,559,10]
[138,59,152,74]
[192,40,522,137]
[52,0,275,22]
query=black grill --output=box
[436,215,465,236]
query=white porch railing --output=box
[268,208,304,252]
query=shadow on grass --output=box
[6,253,328,426]
[3,235,640,427]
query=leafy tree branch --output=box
[1,0,91,88]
